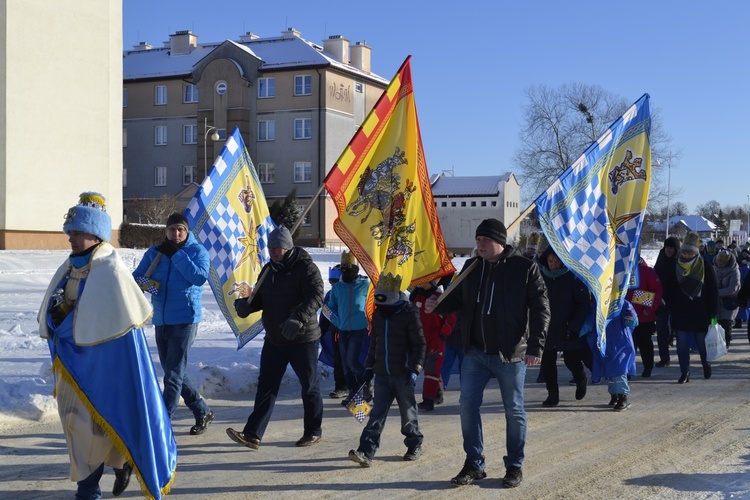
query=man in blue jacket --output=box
[133,212,213,435]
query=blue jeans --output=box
[460,347,527,470]
[75,463,103,500]
[339,329,367,392]
[607,374,629,395]
[441,346,464,389]
[155,323,209,419]
[244,340,323,439]
[675,329,708,374]
[358,373,423,458]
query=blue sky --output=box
[123,0,750,214]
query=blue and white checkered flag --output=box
[536,94,651,355]
[186,127,275,349]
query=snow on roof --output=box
[431,175,509,197]
[124,34,388,83]
[669,215,716,232]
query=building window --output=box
[451,202,456,207]
[155,166,167,186]
[182,165,196,185]
[355,82,363,93]
[491,201,497,207]
[481,201,487,207]
[294,118,312,139]
[217,129,227,141]
[294,75,312,96]
[258,120,275,141]
[294,161,311,183]
[155,85,167,105]
[461,201,466,207]
[123,168,127,188]
[155,126,167,145]
[257,163,275,183]
[123,88,127,107]
[471,201,476,207]
[184,84,198,103]
[258,78,275,98]
[441,201,447,207]
[183,124,197,144]
[215,81,227,95]
[297,204,311,226]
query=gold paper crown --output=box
[341,250,358,267]
[376,272,402,293]
[535,231,549,252]
[77,192,107,212]
[684,231,701,249]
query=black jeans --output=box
[243,340,323,439]
[632,321,656,372]
[655,312,672,363]
[541,348,587,392]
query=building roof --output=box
[123,33,388,83]
[431,173,514,197]
[669,215,716,232]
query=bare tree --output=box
[695,200,722,222]
[514,83,674,209]
[130,195,182,225]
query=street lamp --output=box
[204,117,220,179]
[654,153,672,241]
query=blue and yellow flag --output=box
[324,56,455,297]
[536,94,651,354]
[186,127,275,349]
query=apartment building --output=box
[430,173,521,253]
[123,28,388,246]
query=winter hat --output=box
[166,212,189,231]
[664,236,680,250]
[328,265,342,281]
[476,218,507,245]
[63,192,111,242]
[715,250,732,267]
[374,272,403,305]
[682,232,701,254]
[268,226,294,250]
[340,250,358,268]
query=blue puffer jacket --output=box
[133,231,210,326]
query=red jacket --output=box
[626,259,663,323]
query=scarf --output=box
[676,255,705,300]
[541,265,569,279]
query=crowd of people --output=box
[42,193,748,496]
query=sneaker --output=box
[608,394,617,407]
[329,388,349,398]
[404,446,422,461]
[418,399,435,412]
[112,462,132,496]
[190,410,215,435]
[226,428,260,449]
[613,394,630,411]
[703,364,712,379]
[295,434,322,447]
[450,460,486,486]
[655,360,671,368]
[502,465,523,488]
[348,449,372,467]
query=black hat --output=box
[476,218,507,245]
[166,213,189,231]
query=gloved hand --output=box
[156,240,180,258]
[409,371,418,383]
[363,368,374,383]
[281,318,303,340]
[234,297,252,318]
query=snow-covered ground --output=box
[0,245,659,427]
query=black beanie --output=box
[166,213,189,231]
[476,218,507,245]
[664,236,679,249]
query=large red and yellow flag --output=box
[324,56,455,291]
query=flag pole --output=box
[435,201,537,305]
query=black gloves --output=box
[363,368,374,383]
[281,318,303,340]
[156,240,180,258]
[234,298,252,318]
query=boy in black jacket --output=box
[348,272,426,467]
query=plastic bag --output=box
[705,321,727,362]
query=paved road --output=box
[3,342,750,499]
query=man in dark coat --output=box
[227,226,324,449]
[426,218,550,489]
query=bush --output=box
[119,222,164,249]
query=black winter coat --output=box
[434,246,550,361]
[660,256,718,332]
[365,301,426,377]
[539,268,590,352]
[235,247,324,346]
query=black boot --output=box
[575,377,587,400]
[418,399,435,411]
[542,390,559,407]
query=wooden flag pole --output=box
[434,201,538,306]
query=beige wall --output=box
[0,0,123,249]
